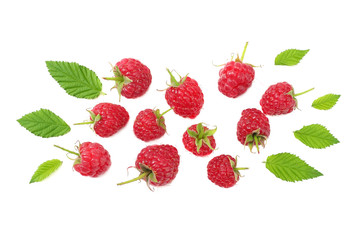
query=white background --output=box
[1,0,359,239]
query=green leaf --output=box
[187,129,198,138]
[166,68,180,87]
[275,49,310,66]
[294,124,339,149]
[46,61,103,99]
[30,159,63,183]
[17,109,71,138]
[196,123,204,136]
[312,94,340,110]
[203,126,217,137]
[265,153,323,182]
[195,138,203,152]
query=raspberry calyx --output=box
[187,123,217,153]
[73,110,101,128]
[117,164,158,191]
[153,108,173,131]
[229,156,249,179]
[245,129,268,153]
[103,65,133,101]
[166,68,188,88]
[53,144,81,167]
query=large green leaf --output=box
[265,153,323,182]
[17,109,71,138]
[46,61,103,99]
[294,124,339,149]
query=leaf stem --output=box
[294,88,314,97]
[54,145,80,156]
[117,172,149,186]
[240,42,249,62]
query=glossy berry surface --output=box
[182,124,216,156]
[260,82,296,115]
[135,144,180,186]
[91,103,129,137]
[114,58,152,98]
[218,60,255,98]
[237,108,270,152]
[133,109,166,142]
[207,155,239,188]
[165,75,204,119]
[74,142,111,177]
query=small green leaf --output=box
[196,123,204,136]
[148,172,158,183]
[30,159,63,183]
[166,68,180,87]
[196,138,203,153]
[203,127,217,137]
[294,124,339,149]
[265,153,323,182]
[17,109,71,138]
[312,94,340,110]
[275,49,310,66]
[46,61,103,99]
[187,129,198,138]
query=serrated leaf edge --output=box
[265,152,323,182]
[17,108,71,138]
[46,61,102,99]
[30,159,63,183]
[312,94,340,110]
[275,49,310,66]
[294,124,339,149]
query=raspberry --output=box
[207,155,248,188]
[54,142,111,177]
[104,58,151,100]
[182,123,216,156]
[117,144,180,190]
[260,82,314,115]
[75,102,129,137]
[133,108,171,142]
[236,108,270,153]
[218,42,255,98]
[165,69,204,119]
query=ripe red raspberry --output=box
[260,82,314,115]
[54,142,111,177]
[182,123,216,156]
[104,58,151,100]
[75,102,129,137]
[165,69,204,119]
[207,155,248,188]
[218,42,255,98]
[133,108,172,142]
[117,144,180,190]
[236,108,270,153]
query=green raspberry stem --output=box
[103,77,122,81]
[240,42,249,62]
[54,145,80,156]
[234,167,249,171]
[73,121,94,125]
[117,171,149,186]
[294,87,314,97]
[159,107,173,117]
